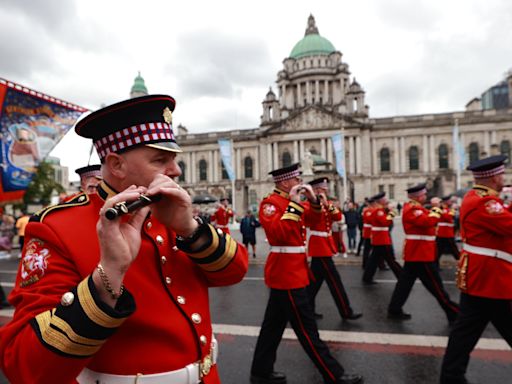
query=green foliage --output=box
[23,161,65,206]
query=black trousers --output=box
[361,238,372,269]
[440,293,512,384]
[251,288,345,383]
[436,237,460,262]
[308,257,356,318]
[388,261,460,322]
[362,245,402,282]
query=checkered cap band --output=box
[79,170,101,179]
[472,165,505,179]
[312,181,328,189]
[93,122,175,160]
[408,188,427,197]
[272,169,301,183]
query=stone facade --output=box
[174,15,512,213]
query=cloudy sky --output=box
[1,0,511,179]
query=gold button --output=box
[156,235,164,245]
[200,335,208,345]
[78,196,85,202]
[60,292,74,306]
[165,276,172,284]
[191,313,202,324]
[172,246,178,251]
[177,296,186,304]
[217,229,223,235]
[161,256,167,264]
[146,222,152,229]
[290,208,295,212]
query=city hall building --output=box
[135,15,512,213]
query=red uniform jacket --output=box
[362,206,373,239]
[369,206,394,246]
[436,206,456,238]
[0,185,248,384]
[260,189,318,289]
[457,185,512,299]
[402,200,441,262]
[211,206,234,234]
[306,201,342,257]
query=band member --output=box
[387,183,460,323]
[360,197,375,270]
[0,95,248,383]
[435,195,460,267]
[250,164,363,384]
[362,192,402,284]
[211,197,234,234]
[441,155,512,384]
[306,177,362,321]
[75,164,102,194]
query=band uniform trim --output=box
[30,193,90,223]
[185,225,220,260]
[197,235,238,272]
[78,278,126,328]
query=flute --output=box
[105,194,162,220]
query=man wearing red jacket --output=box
[75,164,102,194]
[435,194,460,267]
[306,177,362,321]
[387,183,459,322]
[250,164,363,384]
[441,155,512,384]
[0,95,248,384]
[211,197,234,234]
[360,197,375,270]
[362,192,402,284]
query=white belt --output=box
[462,243,512,264]
[310,230,331,237]
[405,234,436,241]
[438,223,454,227]
[77,339,218,384]
[363,224,372,228]
[270,246,306,253]
[216,225,228,228]
[371,227,389,232]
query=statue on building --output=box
[302,150,314,175]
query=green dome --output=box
[289,15,336,59]
[131,71,148,94]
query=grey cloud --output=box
[373,0,438,31]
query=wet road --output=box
[0,221,510,383]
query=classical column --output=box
[327,137,333,164]
[355,135,362,174]
[491,130,497,145]
[400,137,406,173]
[293,141,299,163]
[191,152,196,183]
[281,84,286,108]
[297,83,302,107]
[320,138,326,160]
[348,136,355,174]
[429,135,436,171]
[209,151,214,182]
[306,81,311,104]
[484,130,490,156]
[394,137,399,173]
[315,80,320,103]
[213,150,219,182]
[324,81,329,105]
[299,140,305,161]
[423,135,429,172]
[186,152,192,183]
[371,138,378,175]
[273,142,279,169]
[254,146,260,180]
[236,148,241,179]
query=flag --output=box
[218,139,235,181]
[331,132,346,178]
[452,122,465,171]
[0,78,87,202]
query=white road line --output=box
[0,270,17,274]
[212,323,510,351]
[0,282,15,287]
[241,277,455,285]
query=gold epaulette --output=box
[30,193,90,223]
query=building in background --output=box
[123,16,512,215]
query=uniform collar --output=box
[273,188,289,198]
[473,184,499,196]
[408,199,421,206]
[97,180,118,201]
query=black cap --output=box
[441,194,452,201]
[269,163,302,182]
[74,164,101,179]
[406,183,427,194]
[466,155,507,178]
[371,192,386,201]
[309,177,329,186]
[220,197,230,202]
[75,94,180,160]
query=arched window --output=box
[469,142,479,165]
[282,151,292,167]
[244,156,253,179]
[380,147,390,172]
[409,146,419,170]
[500,140,511,166]
[438,144,449,169]
[199,159,207,181]
[178,161,186,182]
[221,162,229,180]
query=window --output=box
[380,147,390,172]
[500,140,511,166]
[469,142,479,164]
[389,184,395,200]
[178,161,186,182]
[409,146,419,170]
[282,151,292,167]
[244,156,253,179]
[199,159,207,181]
[378,185,385,193]
[221,162,229,180]
[438,144,449,169]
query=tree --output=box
[23,161,65,206]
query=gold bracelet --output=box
[96,264,124,300]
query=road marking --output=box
[242,277,455,284]
[0,282,15,287]
[0,270,18,274]
[212,323,510,351]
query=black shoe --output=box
[387,311,412,320]
[313,312,323,319]
[337,373,364,384]
[379,266,389,271]
[0,301,10,309]
[344,312,363,320]
[250,371,287,384]
[362,280,377,285]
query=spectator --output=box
[343,202,359,253]
[240,210,261,258]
